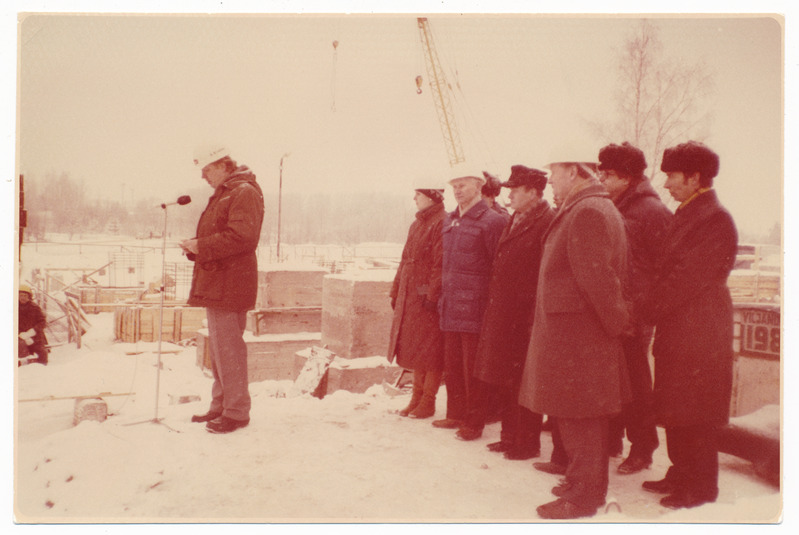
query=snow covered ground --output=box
[9,239,785,530]
[13,312,781,525]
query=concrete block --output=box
[293,350,402,396]
[256,268,326,309]
[321,271,395,359]
[73,398,108,426]
[196,329,321,383]
[246,306,322,335]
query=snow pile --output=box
[14,313,782,524]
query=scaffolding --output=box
[108,251,145,287]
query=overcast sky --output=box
[7,4,785,240]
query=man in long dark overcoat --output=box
[519,152,631,520]
[387,183,446,419]
[640,141,737,509]
[598,142,673,474]
[457,165,554,459]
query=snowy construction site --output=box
[11,12,786,528]
[13,234,781,523]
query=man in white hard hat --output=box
[181,146,265,434]
[518,147,632,519]
[435,165,506,437]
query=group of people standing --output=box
[387,140,737,519]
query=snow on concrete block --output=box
[718,404,780,486]
[169,394,201,405]
[73,398,108,426]
[326,356,403,395]
[321,271,395,359]
[289,346,336,398]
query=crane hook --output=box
[415,75,423,94]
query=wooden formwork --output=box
[114,305,206,343]
[78,286,144,314]
[728,271,781,303]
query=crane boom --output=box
[417,17,465,167]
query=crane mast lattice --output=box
[417,17,465,167]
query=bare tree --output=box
[599,20,716,202]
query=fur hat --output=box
[660,141,720,180]
[481,172,503,197]
[501,165,548,191]
[417,189,445,203]
[598,142,647,179]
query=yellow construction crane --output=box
[417,17,466,167]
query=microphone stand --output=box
[127,200,181,432]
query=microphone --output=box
[161,195,192,208]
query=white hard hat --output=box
[544,139,599,169]
[193,145,230,169]
[448,162,486,185]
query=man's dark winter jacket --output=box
[439,199,507,334]
[187,166,265,311]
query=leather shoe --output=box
[455,426,483,441]
[432,418,463,429]
[191,410,222,423]
[617,455,652,475]
[642,478,678,494]
[503,447,540,461]
[487,441,511,453]
[206,416,249,434]
[660,489,717,509]
[551,482,571,498]
[536,498,598,520]
[534,461,567,475]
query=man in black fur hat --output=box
[598,142,672,474]
[641,141,738,509]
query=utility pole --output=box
[277,153,290,262]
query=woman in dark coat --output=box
[641,141,738,509]
[387,186,446,419]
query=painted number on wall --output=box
[739,308,780,360]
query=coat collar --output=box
[416,202,446,221]
[614,178,661,211]
[449,198,491,221]
[543,183,609,242]
[501,199,550,243]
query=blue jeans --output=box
[206,308,250,421]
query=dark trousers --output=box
[549,416,569,466]
[443,331,479,421]
[462,369,542,451]
[663,425,720,499]
[557,417,610,509]
[610,330,659,458]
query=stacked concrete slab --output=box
[294,270,402,396]
[196,267,324,382]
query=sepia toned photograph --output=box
[7,0,787,526]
